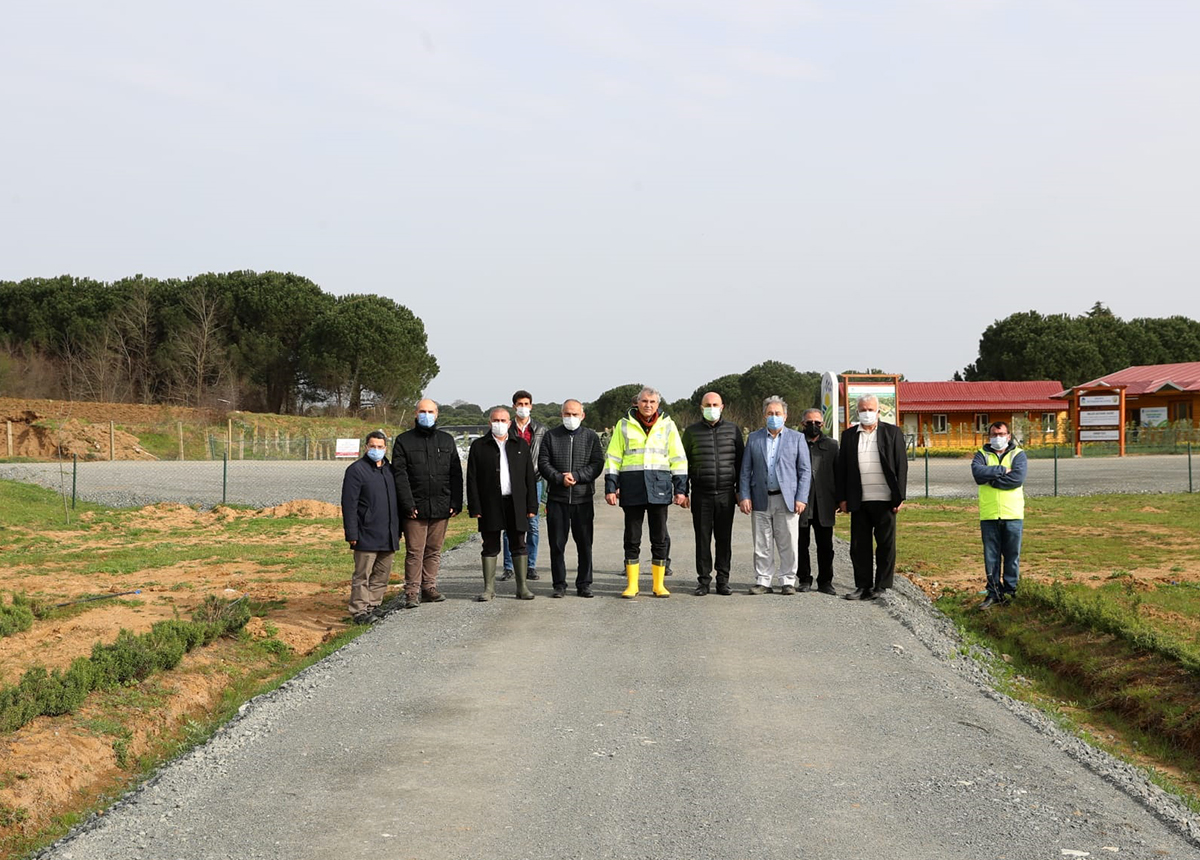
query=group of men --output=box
[341,388,1027,621]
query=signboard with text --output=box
[1072,385,1127,456]
[335,438,361,459]
[1080,394,1120,407]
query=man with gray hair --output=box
[738,396,811,595]
[605,387,688,599]
[834,394,908,600]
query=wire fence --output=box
[0,440,1194,524]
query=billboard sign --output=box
[845,382,897,425]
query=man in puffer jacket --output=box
[539,399,606,598]
[392,399,463,609]
[681,391,744,596]
[604,387,688,599]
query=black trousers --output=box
[849,500,896,591]
[622,504,670,562]
[481,501,527,558]
[690,490,736,586]
[797,522,834,587]
[546,499,594,589]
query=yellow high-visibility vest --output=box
[978,446,1024,520]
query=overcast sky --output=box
[3,1,1198,408]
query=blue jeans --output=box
[504,481,542,570]
[981,518,1023,600]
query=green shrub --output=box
[0,594,35,637]
[0,597,251,734]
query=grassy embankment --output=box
[0,479,474,858]
[876,494,1200,807]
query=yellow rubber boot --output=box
[621,561,640,599]
[651,560,670,598]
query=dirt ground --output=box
[0,397,196,461]
[0,500,372,845]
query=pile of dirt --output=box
[2,417,156,461]
[261,499,341,518]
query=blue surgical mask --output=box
[766,415,785,431]
[366,447,385,462]
[417,412,436,428]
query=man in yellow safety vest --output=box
[604,387,689,599]
[971,420,1027,610]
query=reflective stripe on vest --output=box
[978,447,1024,520]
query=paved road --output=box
[42,503,1198,859]
[1,452,1195,511]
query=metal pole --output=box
[1054,443,1059,497]
[924,447,929,498]
[72,454,77,509]
[222,452,228,505]
[1189,441,1193,494]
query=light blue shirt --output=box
[765,431,781,491]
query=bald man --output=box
[681,391,744,595]
[392,398,463,609]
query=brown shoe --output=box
[402,594,420,609]
[779,585,796,595]
[421,588,446,603]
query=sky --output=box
[3,1,1199,408]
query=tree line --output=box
[0,272,438,413]
[960,303,1200,388]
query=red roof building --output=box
[1058,362,1200,427]
[898,380,1067,448]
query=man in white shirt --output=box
[466,407,539,601]
[834,395,908,600]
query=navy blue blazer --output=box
[739,427,812,512]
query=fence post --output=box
[239,429,245,460]
[177,421,185,461]
[109,421,115,461]
[5,420,11,457]
[1189,441,1193,494]
[924,447,929,498]
[72,454,77,509]
[1053,443,1059,497]
[222,452,228,505]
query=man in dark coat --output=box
[834,394,908,601]
[797,408,838,595]
[538,399,605,598]
[393,399,464,609]
[467,407,539,602]
[341,430,400,624]
[681,391,744,596]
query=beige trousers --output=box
[403,518,449,597]
[349,550,395,616]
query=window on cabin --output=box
[932,414,947,434]
[1042,412,1057,433]
[974,413,989,433]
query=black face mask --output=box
[803,422,822,438]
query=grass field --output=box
[0,480,474,858]
[887,494,1200,806]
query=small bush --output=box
[0,594,35,637]
[0,597,251,734]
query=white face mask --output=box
[858,410,878,426]
[702,406,721,422]
[562,416,582,431]
[514,406,531,420]
[491,421,509,438]
[990,435,1009,451]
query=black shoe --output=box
[351,612,377,625]
[797,583,811,593]
[864,589,882,600]
[527,567,540,580]
[552,586,566,598]
[577,587,594,598]
[715,583,732,596]
[978,595,1002,610]
[843,588,869,600]
[498,568,514,581]
[817,585,837,596]
[694,585,710,596]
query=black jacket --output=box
[466,434,538,531]
[513,417,548,472]
[799,434,838,527]
[835,423,908,510]
[538,424,605,505]
[340,455,400,552]
[392,423,464,520]
[681,419,744,496]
